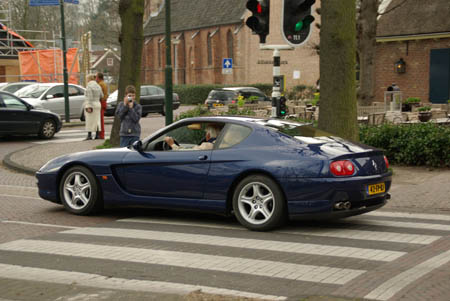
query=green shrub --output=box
[286,84,315,100]
[404,97,421,104]
[360,123,450,167]
[176,105,212,120]
[418,106,431,112]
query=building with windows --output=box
[375,0,450,104]
[142,0,320,89]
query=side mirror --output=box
[46,95,54,100]
[132,140,143,152]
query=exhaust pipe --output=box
[344,201,351,210]
[334,202,344,210]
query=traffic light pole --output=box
[260,45,293,117]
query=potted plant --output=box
[402,97,421,112]
[418,106,432,122]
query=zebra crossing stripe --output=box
[365,211,450,222]
[64,227,406,262]
[282,228,440,245]
[364,249,450,300]
[0,239,366,285]
[118,217,442,245]
[343,218,450,232]
[0,263,286,300]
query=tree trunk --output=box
[318,0,358,141]
[357,0,378,106]
[109,0,144,146]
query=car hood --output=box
[22,97,41,106]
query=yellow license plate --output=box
[213,103,223,107]
[367,183,385,195]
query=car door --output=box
[138,86,150,113]
[117,122,214,204]
[120,150,212,203]
[68,85,85,118]
[0,93,38,134]
[144,86,164,113]
[43,85,65,116]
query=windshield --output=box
[208,90,236,100]
[257,119,332,138]
[15,84,50,98]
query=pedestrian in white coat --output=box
[83,74,103,140]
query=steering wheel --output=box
[162,138,180,150]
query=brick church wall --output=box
[142,0,320,90]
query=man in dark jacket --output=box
[116,85,142,147]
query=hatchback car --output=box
[0,91,61,139]
[205,87,270,108]
[36,116,391,231]
[15,83,86,120]
[105,85,180,117]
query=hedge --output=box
[170,84,273,105]
[359,123,450,167]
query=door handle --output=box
[198,155,208,161]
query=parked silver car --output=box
[0,82,35,94]
[15,83,86,120]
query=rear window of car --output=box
[16,85,50,98]
[257,120,332,138]
[208,90,236,100]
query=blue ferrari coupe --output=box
[36,116,392,231]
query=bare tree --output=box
[318,0,358,141]
[109,0,144,146]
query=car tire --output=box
[59,166,103,215]
[38,119,56,139]
[141,112,149,117]
[161,105,166,116]
[80,111,85,122]
[232,174,286,231]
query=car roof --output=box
[174,116,306,129]
[222,87,261,91]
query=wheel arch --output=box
[56,162,103,203]
[225,169,287,216]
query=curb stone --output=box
[3,145,38,176]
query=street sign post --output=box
[222,58,233,75]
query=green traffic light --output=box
[294,15,314,32]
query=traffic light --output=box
[282,0,315,47]
[245,0,270,44]
[279,96,287,117]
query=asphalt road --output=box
[0,108,449,301]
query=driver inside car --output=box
[164,124,220,151]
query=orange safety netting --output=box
[18,48,80,84]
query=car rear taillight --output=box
[330,160,355,176]
[384,156,389,169]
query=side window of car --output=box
[149,86,163,95]
[217,124,252,149]
[140,87,149,96]
[1,94,27,110]
[47,86,64,98]
[68,86,79,96]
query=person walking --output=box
[96,72,108,139]
[116,85,142,147]
[83,74,103,140]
